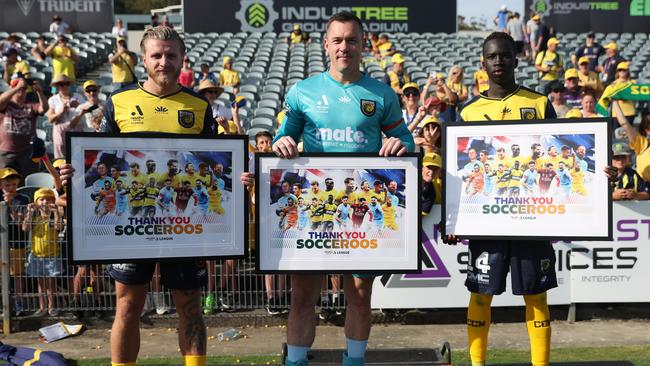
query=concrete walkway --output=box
[1,319,649,360]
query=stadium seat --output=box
[255,107,277,119]
[258,99,280,111]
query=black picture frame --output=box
[441,118,613,241]
[66,132,249,263]
[254,152,423,274]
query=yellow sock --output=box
[524,292,551,366]
[184,355,206,366]
[111,363,136,366]
[467,292,492,365]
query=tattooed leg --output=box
[172,288,206,355]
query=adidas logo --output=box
[154,106,169,113]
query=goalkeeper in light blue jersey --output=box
[271,11,414,366]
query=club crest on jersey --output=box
[540,259,551,273]
[178,110,195,128]
[520,108,537,120]
[360,99,376,116]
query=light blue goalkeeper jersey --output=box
[275,72,414,152]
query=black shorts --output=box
[311,222,321,230]
[465,240,557,295]
[496,187,508,196]
[106,261,207,289]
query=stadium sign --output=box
[525,0,650,33]
[0,0,113,32]
[184,0,457,33]
[372,201,650,308]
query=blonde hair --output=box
[447,65,464,83]
[140,26,185,55]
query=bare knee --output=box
[115,286,146,322]
[290,276,322,312]
[173,289,202,320]
[345,278,372,310]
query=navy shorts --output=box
[465,240,557,295]
[107,261,207,290]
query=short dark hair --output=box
[255,131,273,142]
[326,11,364,35]
[482,32,516,57]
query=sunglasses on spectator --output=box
[403,91,419,97]
[56,82,71,87]
[85,88,98,93]
[551,89,563,93]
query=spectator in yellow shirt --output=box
[285,24,310,44]
[382,54,410,95]
[108,37,138,89]
[22,188,64,317]
[374,34,395,59]
[219,56,240,93]
[576,56,603,96]
[447,64,469,105]
[600,62,636,121]
[472,56,489,96]
[535,37,563,94]
[2,48,30,83]
[45,36,79,87]
[613,101,650,182]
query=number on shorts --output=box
[475,252,490,274]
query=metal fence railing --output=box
[0,203,347,333]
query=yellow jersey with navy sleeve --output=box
[459,86,556,122]
[101,82,215,135]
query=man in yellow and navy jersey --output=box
[101,84,214,134]
[455,32,557,366]
[99,26,213,366]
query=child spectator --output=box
[611,142,649,201]
[0,168,30,315]
[22,188,64,317]
[219,57,241,93]
[422,152,442,215]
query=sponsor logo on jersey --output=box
[178,110,195,128]
[315,127,369,145]
[130,105,145,124]
[155,106,169,114]
[315,95,329,113]
[338,95,352,103]
[360,99,376,116]
[520,108,537,120]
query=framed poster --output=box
[66,133,248,263]
[255,153,422,274]
[442,118,612,241]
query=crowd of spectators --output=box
[0,12,648,318]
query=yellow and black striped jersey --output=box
[101,82,215,134]
[459,86,556,122]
